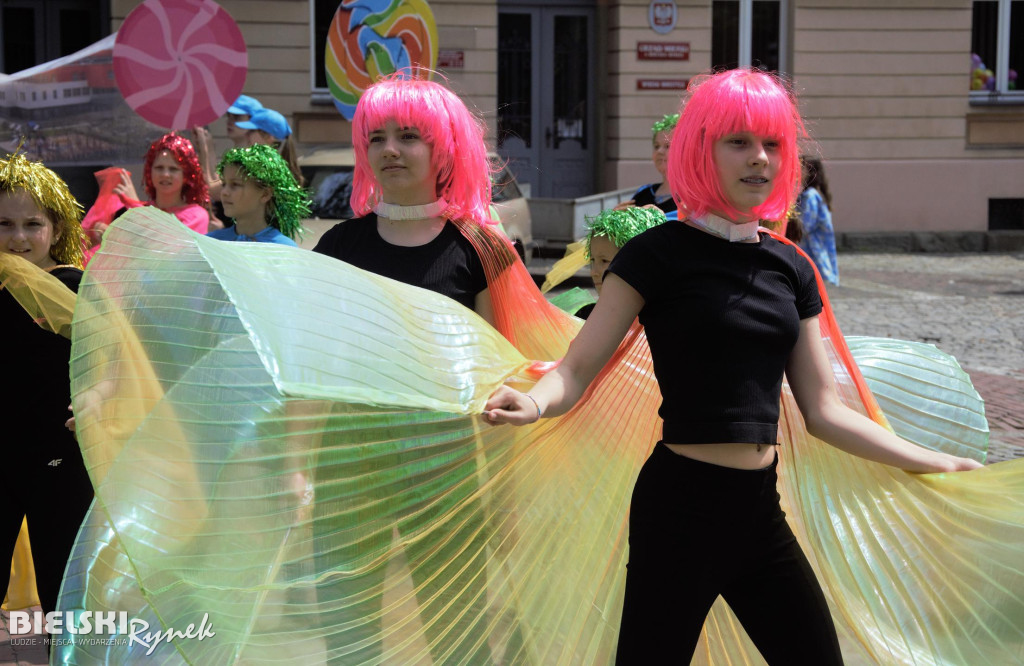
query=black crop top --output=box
[607,221,822,444]
[312,214,488,310]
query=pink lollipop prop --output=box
[114,0,247,129]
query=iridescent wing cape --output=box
[51,209,1022,664]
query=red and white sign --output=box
[637,42,690,61]
[637,79,688,90]
[438,50,464,69]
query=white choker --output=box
[688,214,760,242]
[374,197,448,221]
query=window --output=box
[971,1,1023,102]
[0,0,108,74]
[310,0,336,98]
[711,0,786,73]
[498,13,532,148]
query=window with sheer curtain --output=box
[970,0,1022,101]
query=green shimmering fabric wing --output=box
[846,335,989,462]
[546,286,596,317]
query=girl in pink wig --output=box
[314,74,497,322]
[485,68,980,663]
[311,74,519,664]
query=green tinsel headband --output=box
[0,151,85,268]
[584,206,667,259]
[217,144,311,240]
[651,113,680,136]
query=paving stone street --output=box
[826,252,1024,462]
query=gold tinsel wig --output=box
[0,151,86,268]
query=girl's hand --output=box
[612,199,636,211]
[190,126,212,155]
[113,171,139,201]
[65,403,77,433]
[936,454,984,473]
[484,385,542,426]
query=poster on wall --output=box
[0,0,247,166]
[0,34,163,166]
[325,0,439,119]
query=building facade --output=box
[5,0,1022,233]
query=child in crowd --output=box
[544,206,667,319]
[193,93,265,226]
[0,152,93,616]
[798,155,838,285]
[614,113,680,215]
[236,107,305,188]
[112,133,212,233]
[207,144,310,246]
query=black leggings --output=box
[1,436,93,615]
[615,443,844,665]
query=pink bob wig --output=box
[667,69,806,222]
[350,74,494,225]
[143,133,210,207]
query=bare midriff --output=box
[664,442,777,470]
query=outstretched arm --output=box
[786,317,982,473]
[485,274,643,425]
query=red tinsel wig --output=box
[142,133,209,207]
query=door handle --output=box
[545,127,552,148]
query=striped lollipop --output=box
[325,0,439,119]
[114,0,247,129]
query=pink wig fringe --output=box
[350,75,495,225]
[667,69,805,222]
[143,133,210,208]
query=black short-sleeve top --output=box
[606,221,822,445]
[312,214,488,310]
[3,265,82,443]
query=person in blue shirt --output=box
[207,144,310,246]
[797,155,839,285]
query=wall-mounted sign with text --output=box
[438,50,465,69]
[637,42,690,61]
[648,1,677,34]
[637,78,689,91]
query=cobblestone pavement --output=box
[826,252,1024,463]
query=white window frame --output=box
[309,0,334,104]
[971,0,1024,105]
[718,0,789,74]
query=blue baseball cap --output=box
[235,108,292,141]
[227,94,263,116]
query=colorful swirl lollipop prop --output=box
[325,0,439,119]
[114,0,247,129]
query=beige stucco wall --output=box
[607,0,1024,232]
[606,0,706,189]
[111,0,1023,232]
[793,2,1024,231]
